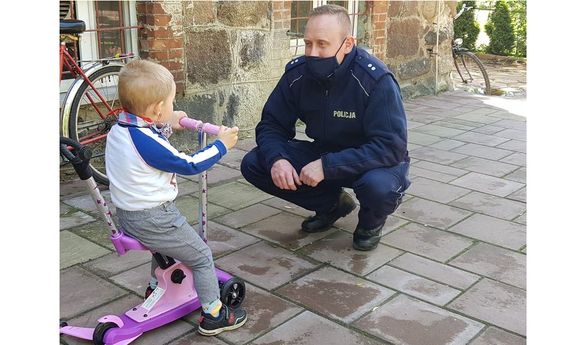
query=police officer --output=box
[241,4,410,251]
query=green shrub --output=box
[485,0,516,56]
[508,0,526,57]
[454,1,481,51]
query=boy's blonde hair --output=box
[118,59,174,116]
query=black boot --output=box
[353,224,384,251]
[301,191,356,233]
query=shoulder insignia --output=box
[355,50,388,81]
[285,55,306,72]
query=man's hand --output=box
[170,111,189,130]
[271,159,302,190]
[300,159,324,187]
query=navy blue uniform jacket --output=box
[255,46,409,180]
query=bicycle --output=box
[451,4,491,95]
[60,19,135,185]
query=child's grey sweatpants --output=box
[116,200,220,306]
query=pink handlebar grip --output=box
[179,117,221,136]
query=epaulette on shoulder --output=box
[285,55,306,72]
[354,49,388,81]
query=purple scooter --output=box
[59,118,246,345]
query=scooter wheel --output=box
[92,321,118,345]
[220,277,246,309]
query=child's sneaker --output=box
[198,304,247,336]
[144,285,154,299]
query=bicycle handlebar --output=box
[179,117,220,136]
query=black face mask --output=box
[306,38,347,81]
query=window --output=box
[289,0,369,56]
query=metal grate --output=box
[60,1,72,20]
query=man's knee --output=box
[356,170,404,207]
[240,148,262,183]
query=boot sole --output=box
[198,316,247,336]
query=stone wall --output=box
[136,0,456,131]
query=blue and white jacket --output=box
[256,46,409,180]
[106,112,227,211]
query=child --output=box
[105,59,246,336]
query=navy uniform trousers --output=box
[241,140,410,229]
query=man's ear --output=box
[344,36,355,54]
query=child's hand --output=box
[170,111,189,130]
[217,126,239,150]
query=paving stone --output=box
[60,210,96,230]
[299,231,403,276]
[447,278,526,336]
[493,128,526,141]
[216,283,303,344]
[507,187,526,202]
[448,214,526,250]
[412,124,467,138]
[406,177,471,203]
[215,242,319,290]
[412,160,468,177]
[469,326,526,345]
[455,110,501,123]
[205,221,260,258]
[69,220,116,250]
[408,131,443,146]
[453,143,514,160]
[407,112,446,124]
[176,179,199,196]
[167,333,228,345]
[60,266,128,319]
[62,189,114,215]
[60,231,111,269]
[252,311,383,345]
[207,182,273,210]
[63,294,192,345]
[471,124,505,135]
[450,172,524,197]
[353,294,484,345]
[407,120,427,129]
[334,208,408,235]
[449,243,526,289]
[435,118,483,130]
[389,253,480,290]
[452,131,510,147]
[175,195,231,223]
[514,212,526,225]
[496,139,526,153]
[504,167,526,183]
[109,263,150,296]
[367,265,461,305]
[409,147,468,165]
[451,156,519,177]
[262,197,314,217]
[430,138,467,151]
[234,137,257,151]
[381,222,473,262]
[240,212,337,250]
[276,266,395,323]
[408,142,423,151]
[492,119,526,131]
[449,191,526,221]
[409,166,460,183]
[84,250,152,278]
[500,152,526,166]
[217,148,246,169]
[205,163,243,185]
[395,197,473,230]
[213,203,281,228]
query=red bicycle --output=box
[60,19,134,185]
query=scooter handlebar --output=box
[179,117,220,136]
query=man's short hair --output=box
[118,59,174,116]
[309,4,351,36]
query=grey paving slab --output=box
[353,294,484,345]
[408,142,423,151]
[447,278,526,336]
[452,131,510,147]
[407,120,427,129]
[168,333,227,345]
[234,137,257,151]
[492,128,526,141]
[453,143,514,160]
[412,124,467,138]
[262,196,314,217]
[451,156,519,177]
[471,124,506,135]
[406,177,471,203]
[367,265,461,305]
[491,119,526,130]
[408,131,443,145]
[449,243,526,289]
[60,230,111,269]
[389,253,480,290]
[412,160,468,177]
[252,311,383,345]
[84,250,151,278]
[60,210,96,230]
[507,187,526,202]
[499,152,526,166]
[69,219,116,250]
[276,266,395,323]
[60,266,128,319]
[215,241,319,290]
[454,110,501,123]
[207,181,273,210]
[176,179,199,196]
[205,163,243,185]
[109,263,150,296]
[429,138,467,151]
[205,221,261,258]
[213,203,281,229]
[448,191,526,221]
[514,212,526,225]
[434,118,483,130]
[62,189,115,215]
[217,148,246,169]
[409,146,468,165]
[175,195,231,223]
[395,197,473,230]
[496,139,526,153]
[447,213,526,250]
[409,165,460,183]
[381,222,474,262]
[450,172,524,197]
[240,211,337,250]
[63,294,192,345]
[299,231,404,276]
[469,327,526,345]
[504,167,526,183]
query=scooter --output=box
[59,118,246,345]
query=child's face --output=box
[156,81,176,124]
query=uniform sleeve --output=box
[129,127,227,175]
[255,74,299,171]
[321,74,408,179]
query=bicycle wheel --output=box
[452,51,491,95]
[68,64,123,185]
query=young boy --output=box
[105,59,247,336]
